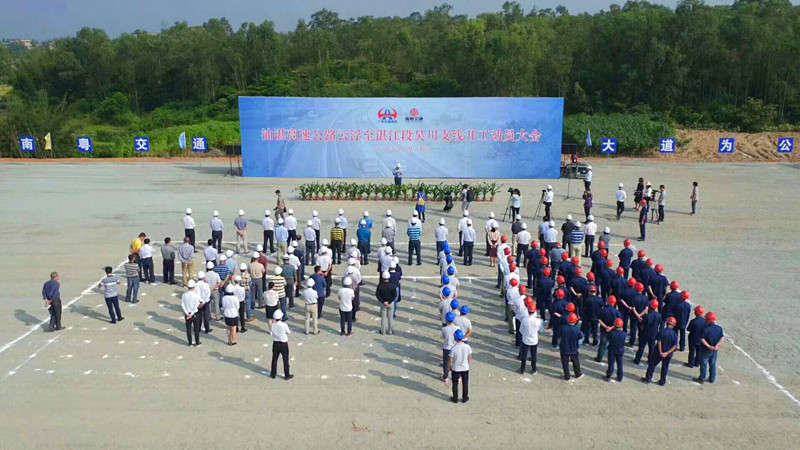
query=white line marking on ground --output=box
[728,338,800,407]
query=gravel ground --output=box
[0,160,798,449]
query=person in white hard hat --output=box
[195,270,212,333]
[338,277,355,336]
[224,250,238,276]
[263,210,275,253]
[181,280,202,346]
[458,210,470,257]
[232,273,248,333]
[462,219,476,266]
[584,215,597,258]
[204,261,221,323]
[311,210,322,251]
[330,218,344,264]
[511,214,523,253]
[274,189,286,220]
[362,210,373,229]
[435,218,448,255]
[269,310,293,380]
[407,218,423,266]
[517,223,532,266]
[357,220,371,265]
[392,163,403,186]
[210,210,224,252]
[337,209,348,255]
[383,221,396,253]
[221,284,239,345]
[584,165,593,191]
[561,214,575,250]
[543,185,554,221]
[300,278,319,334]
[569,221,584,259]
[383,210,396,234]
[485,212,499,256]
[234,209,248,254]
[599,226,612,250]
[303,220,317,265]
[275,218,289,262]
[615,183,627,220]
[284,209,298,242]
[377,271,397,334]
[183,208,196,247]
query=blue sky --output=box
[0,0,782,40]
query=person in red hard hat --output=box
[686,302,705,368]
[560,312,584,381]
[581,285,604,346]
[696,312,725,384]
[661,281,682,319]
[674,290,692,352]
[631,250,647,283]
[618,239,634,279]
[633,300,663,366]
[641,316,678,386]
[518,300,542,374]
[551,288,569,348]
[604,318,628,382]
[596,296,623,363]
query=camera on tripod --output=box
[507,187,516,194]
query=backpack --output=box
[466,189,476,202]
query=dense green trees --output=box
[2,0,800,156]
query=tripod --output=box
[533,191,546,221]
[224,153,243,177]
[501,193,514,222]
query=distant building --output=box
[14,39,33,50]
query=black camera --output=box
[507,187,515,194]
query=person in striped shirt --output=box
[330,220,345,264]
[271,267,287,321]
[407,219,422,266]
[123,254,140,303]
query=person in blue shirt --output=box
[560,313,584,380]
[611,267,628,302]
[362,211,374,230]
[633,300,663,365]
[640,259,657,297]
[568,267,588,306]
[356,220,371,265]
[628,282,648,346]
[618,277,638,335]
[648,264,669,302]
[630,250,647,282]
[600,259,616,300]
[617,239,633,278]
[535,267,555,327]
[310,266,327,319]
[590,243,607,277]
[661,281,682,319]
[595,296,622,362]
[526,248,543,289]
[696,312,724,384]
[641,317,678,385]
[551,289,568,348]
[674,290,692,352]
[581,286,603,345]
[686,304,705,368]
[557,253,572,283]
[604,318,627,382]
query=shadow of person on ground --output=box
[134,321,186,346]
[208,351,269,377]
[368,369,449,401]
[69,304,108,323]
[14,309,43,327]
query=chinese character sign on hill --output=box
[601,138,618,154]
[19,136,36,153]
[134,137,150,152]
[77,137,93,153]
[192,137,208,152]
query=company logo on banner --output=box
[239,97,564,179]
[19,136,36,153]
[77,137,93,153]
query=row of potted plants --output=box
[294,181,502,202]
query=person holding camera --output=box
[543,186,554,221]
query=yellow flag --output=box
[44,132,52,150]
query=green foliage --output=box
[94,92,133,124]
[565,113,675,154]
[293,181,501,202]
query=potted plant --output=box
[485,182,500,201]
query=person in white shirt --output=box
[379,247,393,274]
[285,209,298,243]
[449,330,472,403]
[543,185,554,221]
[655,184,667,224]
[221,284,239,345]
[139,238,155,284]
[457,211,470,257]
[584,165,593,191]
[454,305,472,341]
[301,278,319,335]
[262,210,275,254]
[210,210,224,253]
[516,223,532,266]
[347,264,363,320]
[181,280,202,346]
[518,300,542,374]
[690,181,699,215]
[485,212,499,256]
[303,221,317,265]
[311,210,322,251]
[269,310,293,380]
[234,210,248,254]
[435,218,448,255]
[383,210,396,235]
[203,239,218,264]
[615,183,627,220]
[461,220,476,266]
[338,277,355,336]
[183,208,196,247]
[195,271,212,333]
[232,276,248,333]
[441,312,459,381]
[583,215,598,258]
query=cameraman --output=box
[543,186,554,221]
[510,189,521,220]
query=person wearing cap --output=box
[633,300,663,365]
[376,272,397,335]
[441,312,459,381]
[232,275,248,334]
[615,183,627,220]
[599,259,615,301]
[449,329,472,403]
[98,266,124,324]
[513,287,531,346]
[233,210,248,254]
[239,263,255,322]
[338,277,355,336]
[582,189,594,223]
[584,165,593,191]
[604,318,627,382]
[382,221,396,254]
[161,237,177,285]
[583,215,597,258]
[550,288,568,346]
[270,267,287,320]
[462,219,476,266]
[279,255,297,309]
[686,303,704,368]
[535,267,555,326]
[330,219,344,264]
[378,244,393,274]
[561,215,575,250]
[505,273,521,334]
[661,281,681,320]
[516,223,531,267]
[439,288,455,325]
[275,218,289,262]
[496,237,512,289]
[210,212,224,253]
[337,209,349,255]
[204,261,221,322]
[181,280,202,346]
[581,286,603,345]
[309,265,327,319]
[299,278,319,335]
[644,181,654,205]
[639,259,656,297]
[181,208,196,248]
[407,218,422,266]
[269,310,293,380]
[630,251,647,284]
[284,209,298,243]
[383,209,396,234]
[642,317,678,385]
[457,210,469,257]
[392,162,403,185]
[560,313,584,381]
[485,212,499,256]
[568,221,585,259]
[518,299,541,374]
[224,250,238,276]
[347,264,363,321]
[543,185,554,221]
[618,239,634,279]
[638,199,649,242]
[525,246,542,289]
[221,284,239,345]
[301,220,316,265]
[696,312,724,383]
[356,220,371,265]
[248,252,265,312]
[595,296,622,361]
[262,210,275,254]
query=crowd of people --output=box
[41,175,718,401]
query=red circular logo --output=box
[410,108,419,117]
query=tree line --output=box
[1,0,799,156]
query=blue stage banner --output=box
[238,97,564,179]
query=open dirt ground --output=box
[0,160,798,449]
